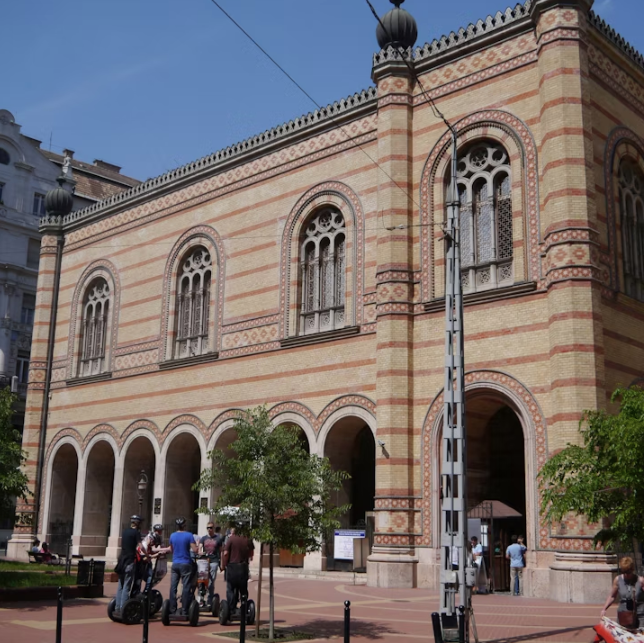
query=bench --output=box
[27,551,45,564]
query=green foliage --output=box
[0,387,28,521]
[0,571,78,589]
[195,406,350,551]
[539,387,644,549]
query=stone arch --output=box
[419,110,541,301]
[269,410,316,454]
[0,134,25,164]
[279,182,366,338]
[604,127,644,293]
[120,419,162,453]
[318,399,377,459]
[207,409,244,447]
[81,424,120,455]
[66,259,121,379]
[419,370,546,551]
[269,401,316,429]
[161,414,208,446]
[160,226,225,361]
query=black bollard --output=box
[142,584,151,643]
[458,605,465,643]
[56,586,63,643]
[344,600,351,643]
[239,593,247,643]
[432,612,444,643]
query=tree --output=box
[0,387,28,521]
[195,406,349,641]
[538,386,644,550]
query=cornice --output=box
[56,87,377,233]
[588,10,644,75]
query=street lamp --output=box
[137,470,148,520]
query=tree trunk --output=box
[255,542,263,638]
[269,541,275,641]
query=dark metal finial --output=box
[390,0,404,6]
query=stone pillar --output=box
[106,460,124,561]
[367,48,417,588]
[71,460,87,557]
[531,0,610,600]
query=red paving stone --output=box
[0,576,612,643]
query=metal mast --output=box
[439,130,469,633]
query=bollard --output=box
[344,600,351,643]
[56,586,63,643]
[142,584,151,643]
[432,612,444,643]
[239,593,247,643]
[458,605,466,643]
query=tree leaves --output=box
[0,387,28,521]
[538,387,644,549]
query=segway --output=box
[196,554,220,617]
[218,596,255,626]
[160,597,200,627]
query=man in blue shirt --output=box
[169,517,198,614]
[505,534,527,596]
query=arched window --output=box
[300,207,346,335]
[175,246,212,358]
[454,141,513,293]
[0,148,9,165]
[79,278,110,377]
[619,160,644,301]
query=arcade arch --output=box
[120,436,156,533]
[46,443,79,553]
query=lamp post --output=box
[137,470,148,522]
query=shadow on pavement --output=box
[5,598,108,612]
[295,618,400,640]
[485,624,594,643]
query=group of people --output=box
[113,515,254,617]
[31,539,56,563]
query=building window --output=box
[454,141,514,293]
[174,246,212,359]
[619,160,644,302]
[0,183,4,203]
[33,193,46,216]
[27,239,40,269]
[79,278,110,377]
[20,294,35,326]
[0,148,9,165]
[299,207,346,335]
[16,351,29,384]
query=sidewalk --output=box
[0,574,607,642]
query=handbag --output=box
[617,581,638,629]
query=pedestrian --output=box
[221,522,254,615]
[139,523,171,592]
[471,536,488,594]
[505,534,526,596]
[601,557,644,628]
[169,517,198,615]
[199,522,224,606]
[114,515,142,613]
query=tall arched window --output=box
[0,148,9,165]
[455,141,513,293]
[300,207,346,335]
[175,246,212,358]
[619,160,644,302]
[79,278,110,377]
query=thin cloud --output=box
[595,0,613,13]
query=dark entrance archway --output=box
[47,444,78,554]
[164,432,201,535]
[121,436,155,533]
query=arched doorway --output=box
[81,441,115,556]
[324,417,376,571]
[121,436,155,533]
[437,392,527,592]
[164,432,201,534]
[47,444,78,554]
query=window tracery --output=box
[619,160,644,302]
[175,246,212,358]
[454,141,514,293]
[300,208,346,335]
[79,278,110,377]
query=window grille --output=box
[79,278,110,377]
[175,246,212,358]
[619,161,644,302]
[453,142,514,293]
[300,208,346,335]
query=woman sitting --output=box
[39,542,56,564]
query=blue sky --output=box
[4,0,640,181]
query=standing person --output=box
[221,523,254,614]
[199,523,224,606]
[169,517,198,615]
[115,515,142,613]
[506,534,527,596]
[471,536,488,594]
[140,523,171,592]
[601,557,644,627]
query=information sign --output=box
[333,529,366,560]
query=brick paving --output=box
[0,576,608,643]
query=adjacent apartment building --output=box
[7,0,644,602]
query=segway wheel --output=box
[150,589,163,615]
[161,599,171,626]
[107,598,117,622]
[211,593,220,618]
[188,600,200,627]
[219,599,229,625]
[122,597,143,625]
[246,599,256,625]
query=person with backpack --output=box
[114,515,142,613]
[199,522,223,607]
